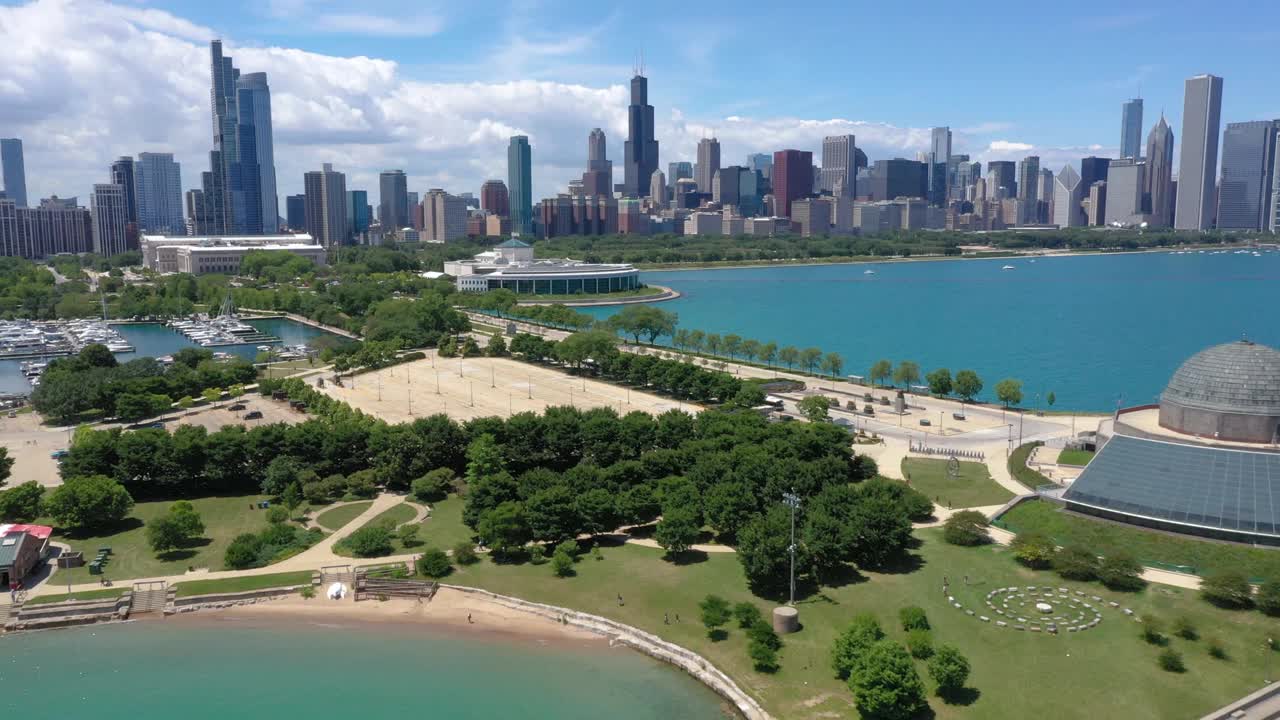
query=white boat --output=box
[863,269,876,275]
[1001,265,1016,270]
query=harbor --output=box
[166,315,281,347]
[0,319,134,360]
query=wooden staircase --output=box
[131,582,168,614]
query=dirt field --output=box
[169,394,303,431]
[313,355,696,422]
[0,412,69,488]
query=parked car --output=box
[243,410,263,420]
[50,449,69,459]
[228,403,246,411]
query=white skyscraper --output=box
[1052,165,1083,227]
[821,135,857,198]
[1175,74,1224,231]
[695,137,721,193]
[135,153,185,235]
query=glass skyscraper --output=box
[623,74,659,198]
[508,136,533,235]
[1120,98,1143,159]
[0,139,27,208]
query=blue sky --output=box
[2,0,1277,204]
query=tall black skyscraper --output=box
[109,157,138,225]
[623,74,659,198]
[201,40,277,235]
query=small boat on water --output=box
[1001,265,1016,270]
[863,269,876,275]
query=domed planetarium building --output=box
[1063,340,1280,544]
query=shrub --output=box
[1097,551,1145,591]
[905,628,933,659]
[848,641,927,720]
[1140,615,1167,646]
[1256,579,1280,616]
[831,613,885,680]
[748,618,783,651]
[1010,530,1056,568]
[398,523,421,547]
[942,510,990,546]
[266,506,289,524]
[412,468,455,502]
[528,543,548,565]
[342,525,394,558]
[452,541,479,565]
[551,550,575,577]
[1157,648,1185,673]
[699,594,732,640]
[899,606,930,631]
[554,538,581,559]
[1208,639,1228,660]
[1173,616,1198,641]
[1201,570,1253,609]
[733,601,763,629]
[927,644,971,697]
[225,533,263,570]
[1054,545,1098,581]
[749,637,780,673]
[299,585,316,599]
[417,547,452,578]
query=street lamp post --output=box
[782,491,802,607]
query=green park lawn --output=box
[333,501,423,558]
[24,587,127,605]
[999,500,1280,580]
[449,529,1280,720]
[420,495,473,550]
[173,570,316,597]
[46,495,271,586]
[314,501,374,531]
[1057,448,1096,466]
[901,458,1015,509]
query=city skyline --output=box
[4,0,1278,210]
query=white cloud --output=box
[310,13,444,38]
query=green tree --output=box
[759,342,778,368]
[452,541,479,565]
[224,533,263,569]
[703,481,758,540]
[799,347,823,374]
[654,508,700,558]
[778,346,800,369]
[925,368,952,396]
[1201,570,1253,609]
[1097,550,1145,591]
[892,360,920,389]
[722,334,744,359]
[551,548,576,577]
[899,606,930,631]
[1010,530,1056,568]
[417,547,453,577]
[201,387,223,405]
[79,343,118,368]
[398,523,421,547]
[282,482,303,514]
[820,352,844,381]
[266,506,289,524]
[0,446,12,487]
[43,475,134,531]
[1054,545,1099,581]
[848,641,927,720]
[905,628,933,659]
[928,645,971,697]
[342,525,394,558]
[555,329,618,369]
[941,510,989,546]
[995,377,1024,407]
[1046,391,1056,407]
[733,601,763,629]
[831,613,886,679]
[0,481,45,522]
[737,506,802,594]
[699,594,732,640]
[797,395,832,422]
[869,359,892,387]
[953,369,983,401]
[1256,580,1280,616]
[412,468,455,502]
[609,305,678,344]
[485,333,509,357]
[477,501,531,561]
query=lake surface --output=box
[581,250,1280,412]
[0,618,731,720]
[0,317,335,396]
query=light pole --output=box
[783,490,802,607]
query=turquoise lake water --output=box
[0,318,334,396]
[581,250,1280,412]
[0,618,732,719]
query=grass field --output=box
[24,588,127,605]
[314,501,374,531]
[449,528,1280,720]
[46,495,270,585]
[332,501,424,558]
[902,458,1015,508]
[999,500,1280,580]
[1057,448,1096,466]
[173,570,316,597]
[420,495,473,550]
[1008,442,1055,490]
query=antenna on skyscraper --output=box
[639,49,645,76]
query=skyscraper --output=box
[481,180,510,218]
[285,195,306,230]
[0,139,27,207]
[379,170,409,229]
[424,188,468,242]
[582,128,613,197]
[1017,156,1040,224]
[746,154,773,182]
[1145,115,1176,228]
[1079,157,1111,198]
[929,127,951,206]
[773,150,813,218]
[623,74,659,198]
[1052,165,1083,227]
[1175,74,1224,231]
[91,184,129,256]
[668,162,693,188]
[986,161,1017,199]
[347,190,371,238]
[695,137,721,193]
[649,170,666,209]
[203,40,278,235]
[237,72,279,232]
[1107,159,1147,226]
[304,163,347,249]
[109,157,138,226]
[508,136,533,235]
[821,135,857,198]
[1120,98,1144,159]
[1216,120,1280,231]
[135,153,185,235]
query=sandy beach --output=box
[184,587,600,644]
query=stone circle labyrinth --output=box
[946,585,1134,635]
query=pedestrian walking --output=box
[617,593,624,607]
[664,613,669,625]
